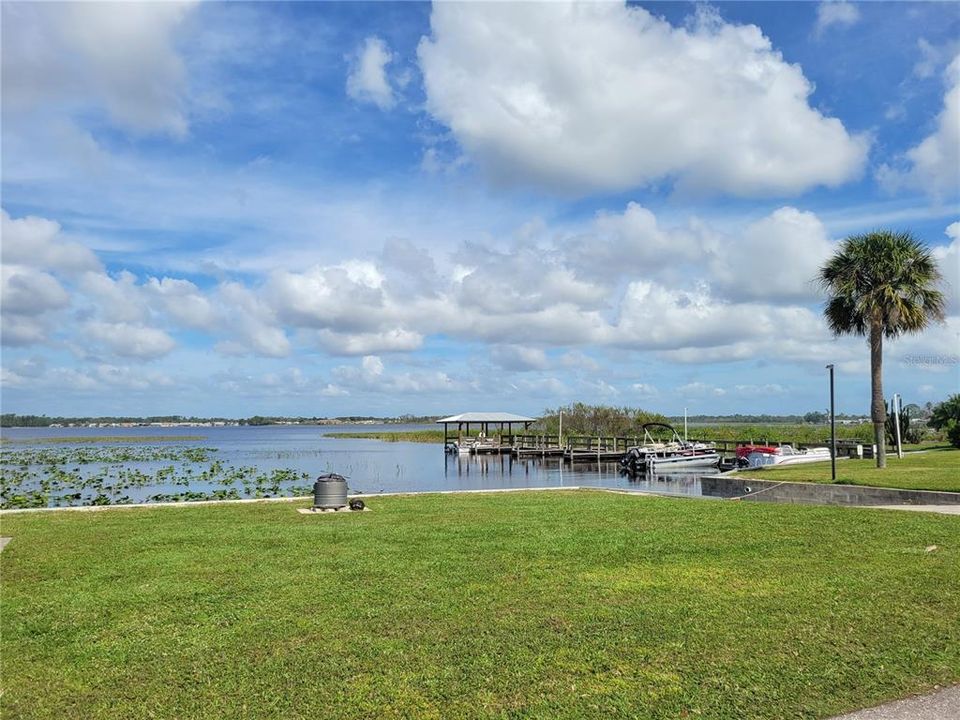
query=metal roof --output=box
[436,412,537,424]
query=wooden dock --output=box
[450,434,859,463]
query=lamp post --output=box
[893,393,903,459]
[826,364,836,482]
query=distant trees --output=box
[1,414,54,427]
[819,231,945,468]
[803,411,828,424]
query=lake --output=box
[0,424,710,508]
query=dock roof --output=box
[436,412,537,424]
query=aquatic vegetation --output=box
[0,435,206,445]
[0,443,315,509]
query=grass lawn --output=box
[739,447,960,493]
[2,491,959,719]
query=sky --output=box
[1,0,958,419]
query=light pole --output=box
[826,364,836,482]
[893,393,903,459]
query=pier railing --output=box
[508,434,561,449]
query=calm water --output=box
[1,424,711,506]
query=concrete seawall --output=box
[701,476,960,506]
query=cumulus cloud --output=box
[491,345,550,371]
[934,223,960,314]
[878,56,960,198]
[313,328,424,356]
[145,277,218,331]
[214,282,291,358]
[1,209,101,274]
[333,355,454,394]
[79,270,151,324]
[1,267,70,316]
[733,383,786,395]
[0,208,90,347]
[10,203,952,403]
[2,1,195,136]
[709,207,834,303]
[346,36,396,110]
[84,321,177,360]
[815,2,860,36]
[677,382,727,398]
[418,1,867,196]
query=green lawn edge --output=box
[2,490,958,719]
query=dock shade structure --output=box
[437,412,536,448]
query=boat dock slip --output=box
[564,436,644,462]
[437,411,536,455]
[511,434,565,457]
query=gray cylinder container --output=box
[313,473,348,509]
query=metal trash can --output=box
[313,473,348,509]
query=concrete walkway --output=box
[830,685,960,719]
[863,505,960,516]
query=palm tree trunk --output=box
[870,321,886,468]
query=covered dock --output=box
[437,412,536,454]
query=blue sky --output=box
[2,1,958,418]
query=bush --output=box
[886,401,922,446]
[535,403,667,437]
[947,421,960,449]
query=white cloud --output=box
[815,2,860,36]
[903,56,960,197]
[94,364,174,390]
[2,2,195,136]
[709,207,834,303]
[932,222,960,315]
[214,282,291,358]
[266,263,388,333]
[632,383,659,396]
[677,382,727,398]
[79,270,151,324]
[84,321,177,360]
[418,2,867,196]
[733,383,786,396]
[0,208,109,348]
[1,267,69,316]
[145,277,218,331]
[346,36,396,110]
[313,328,424,356]
[332,355,454,394]
[1,209,101,274]
[1,315,56,348]
[491,345,550,371]
[879,56,960,198]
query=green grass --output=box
[739,447,960,493]
[688,423,875,445]
[2,491,959,719]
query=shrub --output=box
[947,420,960,449]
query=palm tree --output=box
[819,230,945,468]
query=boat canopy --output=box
[436,412,537,424]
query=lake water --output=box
[0,424,711,507]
